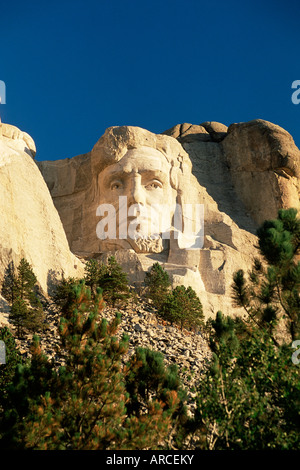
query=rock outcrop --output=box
[36,119,300,318]
[0,122,84,298]
[37,124,252,317]
[221,119,300,226]
[1,118,299,321]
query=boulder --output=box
[221,119,300,226]
[0,123,85,298]
[0,122,36,158]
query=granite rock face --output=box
[0,123,84,296]
[1,118,299,320]
[36,119,300,317]
[221,119,300,226]
[38,124,252,317]
[0,122,36,158]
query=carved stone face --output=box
[97,146,177,252]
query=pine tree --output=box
[9,297,28,339]
[125,347,186,416]
[189,211,300,450]
[0,282,179,450]
[0,327,22,405]
[232,208,300,340]
[98,256,131,307]
[192,312,300,450]
[16,258,39,304]
[125,347,187,449]
[51,276,81,317]
[160,285,204,331]
[1,261,17,304]
[84,258,106,299]
[208,310,240,358]
[144,262,171,309]
[84,257,131,307]
[2,258,44,338]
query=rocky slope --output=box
[11,294,212,414]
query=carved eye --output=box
[110,180,122,190]
[146,180,163,190]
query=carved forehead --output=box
[99,155,172,190]
[91,125,191,174]
[102,147,172,175]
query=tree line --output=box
[0,208,299,449]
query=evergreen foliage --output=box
[232,208,300,340]
[0,282,178,450]
[1,258,44,338]
[125,347,186,415]
[125,347,188,449]
[1,262,17,304]
[160,285,204,331]
[84,256,131,307]
[144,264,203,331]
[144,262,171,309]
[84,258,106,299]
[0,327,22,405]
[0,209,299,450]
[192,312,300,450]
[51,276,82,317]
[98,256,131,307]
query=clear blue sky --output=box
[1,0,300,161]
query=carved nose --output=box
[130,175,146,206]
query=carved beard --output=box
[99,234,169,254]
[128,234,167,253]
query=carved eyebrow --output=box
[102,172,123,186]
[104,169,169,185]
[140,170,168,180]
